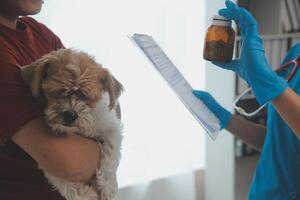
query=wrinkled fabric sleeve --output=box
[0,56,44,145]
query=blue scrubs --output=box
[249,43,300,200]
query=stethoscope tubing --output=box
[233,55,300,117]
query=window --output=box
[36,0,206,188]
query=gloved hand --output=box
[193,90,232,129]
[213,0,288,105]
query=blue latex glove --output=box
[193,90,232,129]
[213,0,288,105]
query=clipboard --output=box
[129,33,220,140]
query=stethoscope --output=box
[233,55,300,117]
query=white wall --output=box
[204,0,236,200]
[115,171,200,200]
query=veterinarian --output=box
[193,1,300,199]
[0,1,103,199]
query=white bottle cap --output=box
[212,15,232,27]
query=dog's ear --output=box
[21,57,50,98]
[99,69,124,110]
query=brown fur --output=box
[22,48,123,110]
[22,49,123,134]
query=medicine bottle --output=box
[203,15,235,62]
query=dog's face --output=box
[21,49,123,135]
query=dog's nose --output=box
[62,110,78,125]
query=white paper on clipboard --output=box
[129,33,221,140]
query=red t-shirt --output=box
[0,17,65,200]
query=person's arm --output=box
[192,90,267,150]
[272,88,300,139]
[213,1,300,142]
[12,117,101,182]
[226,115,266,151]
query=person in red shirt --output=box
[0,1,102,199]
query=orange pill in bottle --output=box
[203,15,235,62]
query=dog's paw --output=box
[76,185,99,200]
[96,172,118,200]
[98,187,117,200]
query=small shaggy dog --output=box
[21,48,124,200]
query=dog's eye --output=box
[75,90,87,100]
[51,90,67,99]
